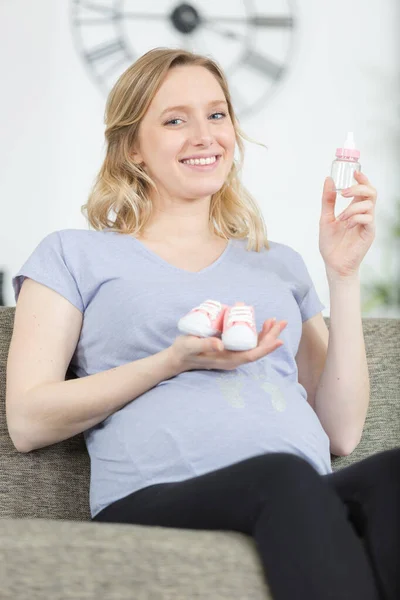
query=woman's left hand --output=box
[319,170,377,280]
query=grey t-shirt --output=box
[13,229,332,518]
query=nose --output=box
[189,119,214,147]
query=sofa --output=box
[0,305,399,600]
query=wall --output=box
[0,0,399,315]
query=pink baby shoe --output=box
[178,299,229,338]
[222,302,258,351]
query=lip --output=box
[179,155,221,171]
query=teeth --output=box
[181,156,218,166]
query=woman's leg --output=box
[326,447,400,600]
[93,452,381,599]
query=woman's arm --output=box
[12,348,181,453]
[314,275,370,456]
[6,278,181,453]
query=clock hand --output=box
[204,15,293,28]
[201,22,245,41]
[120,13,293,29]
[124,10,245,41]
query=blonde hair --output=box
[81,47,270,252]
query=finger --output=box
[353,170,371,186]
[250,335,284,361]
[258,321,286,350]
[345,214,374,230]
[323,176,337,196]
[210,339,224,352]
[341,184,373,198]
[196,336,222,353]
[258,318,279,341]
[266,317,277,331]
[321,177,337,209]
[271,320,287,332]
[258,321,270,346]
[336,200,374,220]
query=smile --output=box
[179,155,221,170]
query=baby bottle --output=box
[331,132,361,193]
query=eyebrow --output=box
[159,100,228,119]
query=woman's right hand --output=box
[169,318,287,373]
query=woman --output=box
[7,47,399,599]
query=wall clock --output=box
[71,0,297,118]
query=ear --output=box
[130,139,144,165]
[131,151,144,165]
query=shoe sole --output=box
[178,322,221,338]
[223,340,257,351]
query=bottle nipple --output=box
[336,132,360,159]
[344,132,356,149]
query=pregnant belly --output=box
[116,380,332,481]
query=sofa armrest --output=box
[0,517,272,600]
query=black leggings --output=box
[92,447,400,600]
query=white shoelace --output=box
[193,300,222,321]
[227,306,253,327]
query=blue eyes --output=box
[165,112,227,126]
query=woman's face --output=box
[133,65,236,202]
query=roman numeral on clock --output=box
[86,39,126,65]
[243,50,284,80]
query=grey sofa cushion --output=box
[0,517,272,600]
[1,307,399,521]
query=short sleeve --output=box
[12,231,84,313]
[289,248,326,322]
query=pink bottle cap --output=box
[336,132,360,159]
[336,147,360,159]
